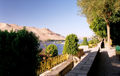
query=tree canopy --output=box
[81,37,88,45]
[77,0,120,23]
[46,44,58,57]
[77,0,120,47]
[63,34,79,55]
[88,36,100,45]
[90,17,107,38]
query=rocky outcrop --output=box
[0,23,65,41]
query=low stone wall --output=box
[58,59,74,76]
[65,42,101,76]
[87,49,100,76]
[44,59,74,76]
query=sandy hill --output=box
[0,23,65,41]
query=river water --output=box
[40,40,83,55]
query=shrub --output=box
[63,34,79,55]
[81,37,88,45]
[0,28,39,76]
[88,37,100,48]
[116,45,120,51]
[88,38,99,45]
[46,44,58,57]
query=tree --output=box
[77,0,120,48]
[63,34,79,55]
[81,37,88,45]
[90,17,107,38]
[46,44,58,57]
[88,36,100,45]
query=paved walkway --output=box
[95,47,120,76]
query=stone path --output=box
[95,47,120,76]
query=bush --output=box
[88,38,99,45]
[0,28,39,76]
[46,44,58,57]
[116,45,120,51]
[88,37,100,48]
[81,37,88,45]
[63,34,79,55]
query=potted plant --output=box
[116,45,120,55]
[115,45,120,60]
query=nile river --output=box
[40,40,83,55]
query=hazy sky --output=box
[0,0,94,37]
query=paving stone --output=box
[85,61,93,65]
[79,65,91,71]
[89,57,95,60]
[78,74,87,76]
[70,69,88,74]
[65,72,77,76]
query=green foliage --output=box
[110,12,120,45]
[116,45,120,51]
[90,17,107,38]
[46,44,58,57]
[63,34,79,55]
[88,38,100,45]
[77,0,120,47]
[81,37,88,45]
[0,29,39,76]
[88,36,100,48]
[77,0,120,24]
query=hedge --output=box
[0,28,39,76]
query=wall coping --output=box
[65,42,101,76]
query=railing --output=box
[37,54,69,75]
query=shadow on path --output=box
[95,51,112,76]
[91,49,120,76]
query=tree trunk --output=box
[106,23,111,49]
[104,16,111,49]
[104,38,106,48]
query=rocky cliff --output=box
[0,23,65,41]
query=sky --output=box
[0,0,94,37]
